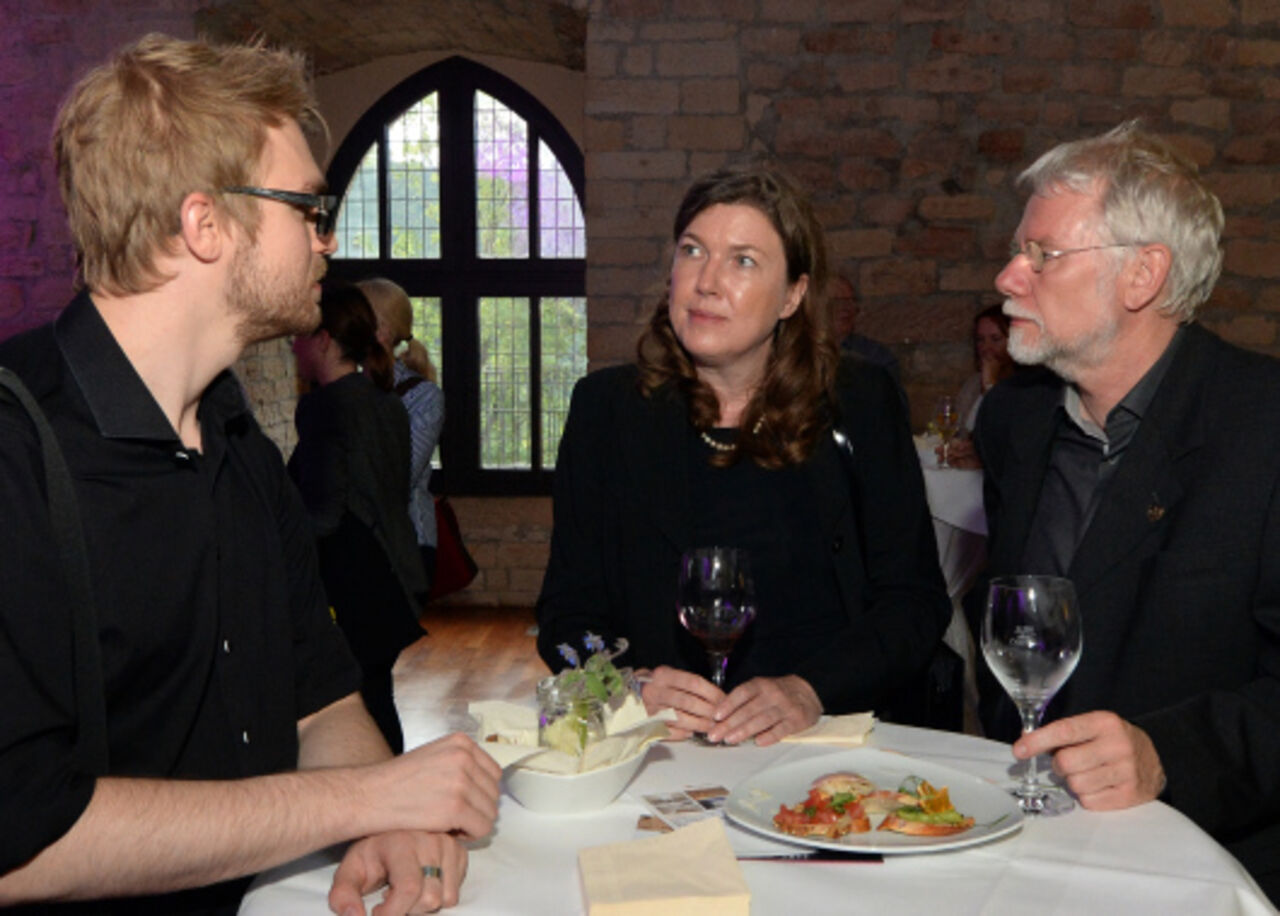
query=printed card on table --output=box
[638,786,730,833]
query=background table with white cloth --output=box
[240,721,1275,915]
[917,435,987,732]
[916,434,987,597]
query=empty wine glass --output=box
[982,575,1082,815]
[677,547,757,689]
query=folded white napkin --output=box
[579,817,750,915]
[469,696,673,773]
[780,711,876,746]
[468,700,543,767]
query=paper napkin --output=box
[468,696,673,772]
[579,817,750,915]
[781,711,876,746]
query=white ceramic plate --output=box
[725,748,1023,854]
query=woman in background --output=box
[289,282,428,753]
[536,161,953,744]
[955,304,1014,433]
[359,277,446,588]
[942,305,1015,469]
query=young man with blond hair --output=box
[0,33,499,915]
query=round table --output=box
[239,722,1274,915]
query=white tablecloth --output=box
[915,435,986,603]
[240,723,1275,915]
[917,436,988,731]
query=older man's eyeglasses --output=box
[222,186,338,237]
[1009,239,1135,273]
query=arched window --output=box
[326,56,586,495]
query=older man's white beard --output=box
[1004,301,1053,364]
[1003,299,1117,383]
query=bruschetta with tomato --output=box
[877,779,975,836]
[773,786,871,838]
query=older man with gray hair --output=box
[969,121,1280,902]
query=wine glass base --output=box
[1010,785,1075,816]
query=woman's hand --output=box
[938,437,982,470]
[637,666,725,740]
[706,675,822,747]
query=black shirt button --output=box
[241,730,250,745]
[222,638,232,654]
[832,534,844,552]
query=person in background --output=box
[0,33,499,914]
[290,282,429,755]
[955,304,1014,433]
[359,277,446,587]
[941,304,1015,468]
[536,161,953,745]
[968,121,1280,902]
[829,272,902,389]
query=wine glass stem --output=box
[708,651,728,688]
[1017,703,1046,798]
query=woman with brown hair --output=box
[940,305,1017,469]
[536,162,952,745]
[957,304,1015,433]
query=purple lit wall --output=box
[0,2,199,341]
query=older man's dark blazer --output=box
[536,360,952,719]
[971,323,1280,895]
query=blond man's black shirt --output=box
[0,291,360,914]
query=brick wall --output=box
[0,2,200,339]
[584,0,1280,428]
[447,497,552,607]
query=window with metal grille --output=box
[325,57,586,495]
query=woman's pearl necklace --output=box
[700,418,764,452]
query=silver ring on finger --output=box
[421,864,442,880]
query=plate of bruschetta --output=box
[725,748,1024,854]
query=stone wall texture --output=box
[4,0,1280,605]
[583,0,1280,426]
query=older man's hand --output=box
[1014,711,1166,809]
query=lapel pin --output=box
[1146,495,1165,523]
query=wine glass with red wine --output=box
[677,547,756,689]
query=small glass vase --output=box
[536,676,606,754]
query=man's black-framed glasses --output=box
[222,186,338,237]
[1009,239,1136,273]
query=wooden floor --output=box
[393,605,549,749]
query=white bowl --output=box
[504,749,648,814]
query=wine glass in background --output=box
[934,395,961,467]
[982,575,1083,815]
[677,547,757,690]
